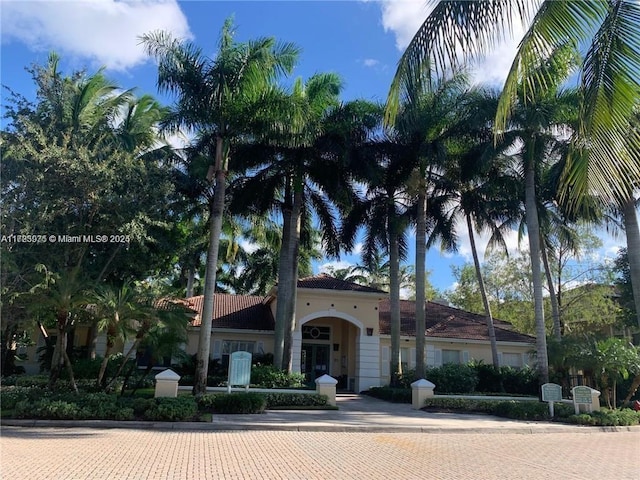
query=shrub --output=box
[209,393,267,414]
[426,364,478,394]
[263,393,328,408]
[15,399,83,420]
[0,386,33,409]
[472,362,504,393]
[250,366,305,388]
[144,396,198,421]
[114,407,135,421]
[14,375,50,388]
[128,397,156,417]
[492,400,550,420]
[366,387,411,403]
[499,366,539,396]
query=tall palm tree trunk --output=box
[414,189,427,378]
[541,242,562,340]
[283,186,303,372]
[623,196,640,328]
[185,269,195,298]
[193,136,227,395]
[466,213,499,367]
[525,157,549,384]
[389,226,402,387]
[273,180,295,370]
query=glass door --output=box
[301,344,330,385]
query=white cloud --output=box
[377,0,527,86]
[362,58,380,68]
[1,0,192,71]
[318,260,355,274]
[240,240,260,254]
[455,219,524,263]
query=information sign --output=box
[541,383,562,402]
[228,351,252,393]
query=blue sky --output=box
[0,0,625,293]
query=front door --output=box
[301,344,330,385]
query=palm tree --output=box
[230,73,354,370]
[393,72,471,378]
[386,0,639,208]
[92,283,143,387]
[505,59,579,382]
[141,18,299,393]
[437,88,523,367]
[343,136,414,386]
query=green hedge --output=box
[250,366,306,388]
[262,393,328,408]
[9,389,198,422]
[204,393,267,414]
[567,408,640,426]
[143,397,198,421]
[366,387,412,403]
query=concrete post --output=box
[154,369,180,398]
[315,374,338,406]
[411,379,435,410]
[587,388,601,412]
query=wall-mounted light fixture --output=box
[366,328,374,336]
[333,343,340,352]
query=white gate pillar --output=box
[355,334,380,392]
[291,331,302,374]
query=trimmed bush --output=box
[143,396,198,421]
[209,393,267,414]
[1,386,33,409]
[366,387,412,403]
[499,366,539,396]
[472,363,504,393]
[250,366,305,388]
[492,400,550,420]
[263,393,328,408]
[569,408,640,426]
[426,364,478,394]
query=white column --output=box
[291,331,302,374]
[355,334,380,392]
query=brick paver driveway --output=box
[2,427,638,479]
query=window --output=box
[302,325,330,340]
[400,347,410,371]
[501,352,522,368]
[442,349,461,365]
[221,340,256,367]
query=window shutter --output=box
[497,352,503,367]
[435,349,442,367]
[409,348,416,369]
[212,339,222,360]
[462,351,469,364]
[426,344,435,367]
[381,346,390,376]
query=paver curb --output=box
[2,419,638,434]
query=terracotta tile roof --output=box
[378,299,534,344]
[184,278,533,344]
[297,273,386,293]
[185,294,274,330]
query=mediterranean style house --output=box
[21,274,535,390]
[181,274,536,392]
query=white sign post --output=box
[227,351,252,393]
[541,383,563,417]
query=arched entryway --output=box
[292,310,380,392]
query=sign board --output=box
[541,383,563,402]
[572,386,593,404]
[228,351,252,393]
